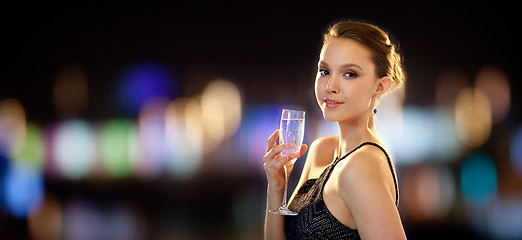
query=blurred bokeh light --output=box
[53,66,88,117]
[461,152,498,209]
[201,80,242,153]
[400,164,455,221]
[136,98,169,179]
[10,123,44,171]
[455,88,492,148]
[0,98,26,157]
[99,118,138,178]
[475,66,510,124]
[165,97,203,179]
[1,163,44,218]
[62,198,101,240]
[118,63,176,116]
[238,105,281,173]
[392,107,463,164]
[487,195,522,239]
[53,120,96,179]
[28,195,62,240]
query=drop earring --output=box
[372,97,378,115]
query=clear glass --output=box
[269,109,305,216]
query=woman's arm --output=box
[264,180,287,240]
[338,149,406,239]
[263,130,307,240]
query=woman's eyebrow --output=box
[318,61,363,71]
[340,63,363,71]
[318,61,328,67]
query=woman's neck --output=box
[336,116,379,159]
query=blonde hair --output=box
[324,21,405,88]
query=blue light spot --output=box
[2,164,44,218]
[238,105,281,167]
[461,152,497,209]
[0,154,7,173]
[118,63,176,115]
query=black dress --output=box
[285,142,398,240]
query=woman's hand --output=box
[263,129,307,191]
[263,129,307,240]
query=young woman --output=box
[263,21,407,239]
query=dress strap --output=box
[334,142,377,164]
[333,142,399,206]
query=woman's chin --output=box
[322,112,339,122]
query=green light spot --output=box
[99,118,137,178]
[11,123,44,171]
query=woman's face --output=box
[315,38,380,123]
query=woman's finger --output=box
[299,144,308,158]
[271,154,296,172]
[265,129,279,153]
[264,142,295,162]
[264,151,292,169]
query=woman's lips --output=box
[323,98,344,108]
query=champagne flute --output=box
[269,109,305,216]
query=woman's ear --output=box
[376,76,393,97]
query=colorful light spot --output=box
[165,98,203,179]
[200,80,242,153]
[431,108,464,162]
[1,163,44,218]
[53,120,96,179]
[454,88,492,147]
[137,98,169,179]
[0,98,26,156]
[28,195,63,240]
[461,152,497,209]
[53,66,88,116]
[99,118,138,178]
[238,105,281,172]
[475,66,510,124]
[11,123,44,171]
[118,63,176,116]
[400,164,455,221]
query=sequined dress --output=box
[285,142,398,240]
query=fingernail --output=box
[291,152,300,158]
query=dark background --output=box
[4,2,519,119]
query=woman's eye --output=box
[319,69,329,76]
[344,72,357,78]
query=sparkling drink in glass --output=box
[269,108,305,216]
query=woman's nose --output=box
[326,76,339,93]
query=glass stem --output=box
[282,163,289,208]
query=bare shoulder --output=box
[338,145,392,185]
[305,136,338,178]
[336,144,396,206]
[335,145,405,239]
[309,136,338,155]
